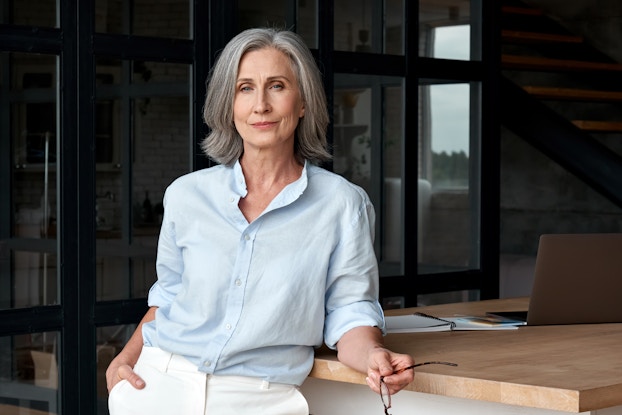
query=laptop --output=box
[525,233,622,326]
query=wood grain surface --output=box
[310,298,622,413]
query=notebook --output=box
[525,233,622,326]
[385,312,520,333]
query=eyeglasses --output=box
[380,361,457,415]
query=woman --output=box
[106,27,415,414]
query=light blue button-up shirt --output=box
[143,160,385,385]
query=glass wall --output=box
[95,0,191,38]
[94,59,190,301]
[0,332,60,414]
[334,0,404,54]
[10,0,58,27]
[0,0,496,413]
[1,1,196,413]
[419,0,476,60]
[418,82,479,272]
[7,52,59,310]
[416,0,484,305]
[333,74,405,278]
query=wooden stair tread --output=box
[502,54,622,72]
[502,30,583,44]
[571,120,622,132]
[522,86,622,102]
[502,5,544,16]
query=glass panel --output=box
[385,0,404,55]
[96,324,135,413]
[238,0,288,31]
[419,0,473,60]
[334,74,404,275]
[95,0,123,33]
[95,0,191,39]
[5,53,59,310]
[236,0,317,49]
[334,0,372,52]
[418,81,480,273]
[333,87,372,192]
[297,0,318,49]
[10,0,57,27]
[131,61,189,84]
[334,0,404,54]
[418,290,479,306]
[382,85,403,270]
[0,332,60,414]
[434,24,471,60]
[95,59,191,301]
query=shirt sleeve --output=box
[323,194,386,349]
[148,190,184,308]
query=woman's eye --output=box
[240,86,252,92]
[270,84,284,90]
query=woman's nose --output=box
[253,91,271,113]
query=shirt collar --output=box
[232,159,309,208]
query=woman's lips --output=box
[252,121,277,129]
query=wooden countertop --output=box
[310,297,622,413]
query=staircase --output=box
[499,0,622,208]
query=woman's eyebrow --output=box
[236,75,292,83]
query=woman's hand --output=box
[105,354,145,393]
[105,306,157,393]
[336,326,415,395]
[364,347,415,395]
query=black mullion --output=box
[402,0,418,307]
[59,0,97,414]
[76,0,98,410]
[58,0,80,412]
[192,0,210,170]
[204,0,237,169]
[93,33,193,63]
[417,271,483,294]
[0,306,63,336]
[0,52,10,243]
[1,51,9,310]
[479,0,500,300]
[94,298,148,326]
[333,51,405,76]
[417,58,485,82]
[208,0,237,56]
[317,0,333,171]
[0,25,62,53]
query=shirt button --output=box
[204,361,211,367]
[229,197,235,203]
[225,324,232,330]
[235,279,242,286]
[244,234,250,241]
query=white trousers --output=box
[108,346,309,415]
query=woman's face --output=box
[233,47,305,156]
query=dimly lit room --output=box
[1,0,621,414]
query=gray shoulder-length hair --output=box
[201,27,332,166]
